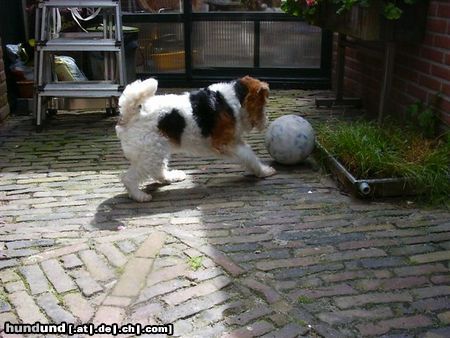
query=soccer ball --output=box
[265,115,315,165]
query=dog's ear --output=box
[257,81,269,99]
[238,76,269,131]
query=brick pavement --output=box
[0,90,449,337]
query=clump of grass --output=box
[297,295,314,304]
[316,120,449,204]
[187,256,203,271]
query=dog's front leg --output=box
[233,142,276,178]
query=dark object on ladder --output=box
[34,0,126,132]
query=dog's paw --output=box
[130,191,152,202]
[257,165,277,178]
[163,170,187,183]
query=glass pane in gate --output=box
[192,21,254,68]
[192,0,282,12]
[260,21,322,68]
[121,0,183,13]
[133,23,185,73]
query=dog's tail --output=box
[116,78,158,129]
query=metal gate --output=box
[122,0,332,88]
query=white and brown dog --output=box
[116,76,276,202]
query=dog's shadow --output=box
[91,160,317,231]
[91,175,263,231]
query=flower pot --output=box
[316,1,429,42]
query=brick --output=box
[103,296,131,307]
[163,275,231,306]
[394,263,447,276]
[208,233,272,245]
[226,306,272,325]
[358,276,430,291]
[147,263,188,286]
[79,250,114,282]
[426,18,448,33]
[222,320,274,338]
[23,243,89,264]
[63,293,95,322]
[241,278,281,304]
[434,34,450,50]
[337,239,397,250]
[335,292,412,309]
[96,243,127,267]
[0,259,19,270]
[19,265,49,295]
[137,279,191,305]
[260,323,308,338]
[276,263,343,280]
[431,275,450,285]
[8,291,47,323]
[318,306,393,325]
[356,314,432,336]
[71,269,103,297]
[431,64,450,81]
[320,270,370,283]
[5,239,55,250]
[198,245,245,276]
[326,248,387,262]
[186,266,224,283]
[92,306,125,325]
[112,257,153,297]
[422,327,450,338]
[41,259,77,293]
[4,281,25,293]
[413,296,450,313]
[413,286,450,299]
[61,254,83,269]
[410,250,450,264]
[135,231,166,258]
[0,298,11,313]
[359,256,406,269]
[290,283,357,300]
[37,292,76,323]
[130,302,162,322]
[158,290,233,323]
[438,310,450,324]
[230,249,290,263]
[197,300,244,324]
[0,270,20,283]
[256,256,320,271]
[0,312,18,331]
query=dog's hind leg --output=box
[149,158,186,184]
[162,159,187,184]
[121,165,152,202]
[232,142,276,178]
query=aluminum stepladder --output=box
[34,0,126,132]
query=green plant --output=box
[316,120,450,204]
[297,295,314,304]
[187,256,203,271]
[405,95,442,139]
[281,0,420,23]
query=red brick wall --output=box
[333,0,450,129]
[0,36,10,122]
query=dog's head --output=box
[236,76,270,132]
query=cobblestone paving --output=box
[0,90,449,338]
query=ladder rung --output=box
[39,38,120,51]
[41,1,119,8]
[39,82,122,97]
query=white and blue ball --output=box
[265,115,315,165]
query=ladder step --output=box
[41,1,119,8]
[39,38,120,51]
[39,82,123,97]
